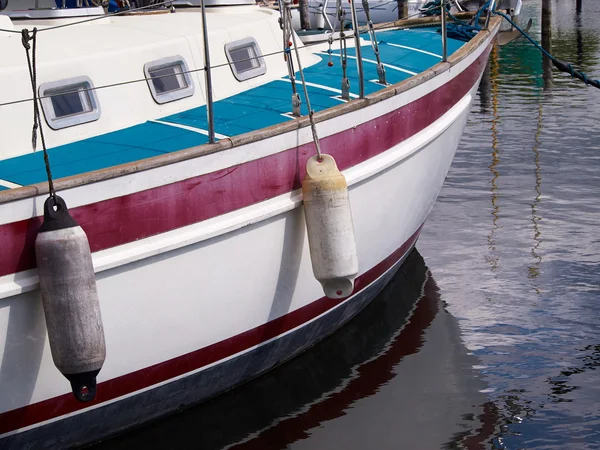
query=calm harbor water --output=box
[91,1,600,448]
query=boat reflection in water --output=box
[90,250,499,450]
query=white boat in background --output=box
[291,0,429,31]
[0,0,500,446]
[287,0,520,38]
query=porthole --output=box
[144,56,195,104]
[39,76,100,130]
[225,37,267,82]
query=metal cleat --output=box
[377,64,387,86]
[341,78,350,100]
[292,93,302,116]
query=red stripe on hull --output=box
[0,46,490,278]
[0,226,421,436]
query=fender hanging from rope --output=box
[36,196,106,403]
[280,13,359,299]
[302,155,359,299]
[22,28,107,402]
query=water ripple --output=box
[420,0,600,447]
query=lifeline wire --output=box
[0,1,446,110]
[21,28,56,199]
[0,26,367,110]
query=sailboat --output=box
[0,0,500,446]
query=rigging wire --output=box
[281,0,302,116]
[286,0,322,159]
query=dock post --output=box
[576,0,582,13]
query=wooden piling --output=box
[299,0,311,30]
[397,0,408,20]
[541,0,552,90]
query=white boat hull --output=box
[0,18,497,448]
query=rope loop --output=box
[21,27,56,200]
[21,28,32,50]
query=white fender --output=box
[35,195,106,402]
[302,154,359,299]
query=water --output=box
[91,1,600,448]
[419,0,600,447]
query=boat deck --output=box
[0,27,465,191]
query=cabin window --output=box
[225,38,266,81]
[39,76,100,130]
[144,56,195,104]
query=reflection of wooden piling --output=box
[397,0,408,20]
[528,99,543,294]
[541,0,553,90]
[486,45,500,272]
[576,12,583,66]
[478,57,492,113]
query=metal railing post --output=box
[441,0,447,62]
[349,0,365,98]
[200,0,215,143]
[321,0,333,30]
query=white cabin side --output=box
[0,6,323,160]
